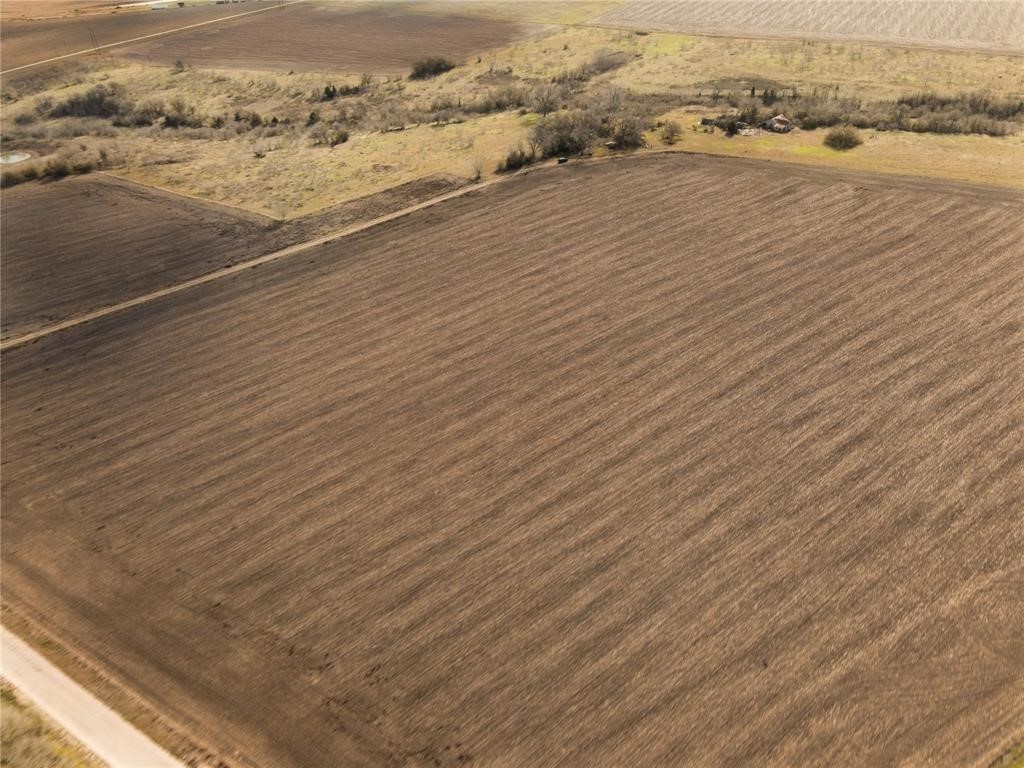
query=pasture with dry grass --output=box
[2,8,1022,216]
[0,683,103,768]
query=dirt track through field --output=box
[3,155,1023,768]
[0,0,305,74]
[0,175,491,350]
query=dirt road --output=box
[0,0,306,74]
[1,626,184,768]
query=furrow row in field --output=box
[2,155,1022,768]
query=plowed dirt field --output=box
[115,3,535,74]
[597,0,1024,52]
[0,173,465,340]
[0,1,279,72]
[2,155,1022,768]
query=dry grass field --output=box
[115,3,538,74]
[644,109,1024,189]
[0,683,103,768]
[0,1,109,20]
[3,155,1022,768]
[598,0,1024,52]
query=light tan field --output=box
[0,1,108,20]
[643,108,1024,189]
[3,155,1022,768]
[597,0,1024,52]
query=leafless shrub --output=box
[660,120,681,144]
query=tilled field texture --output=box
[0,175,279,339]
[0,173,465,340]
[597,0,1024,51]
[2,155,1023,768]
[115,3,535,74]
[0,1,280,72]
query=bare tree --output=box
[531,83,562,116]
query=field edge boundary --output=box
[3,150,1020,353]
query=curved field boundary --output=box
[3,153,1018,354]
[0,0,307,75]
[0,173,503,352]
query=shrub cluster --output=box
[50,83,131,119]
[659,120,681,144]
[308,123,349,147]
[710,88,1021,137]
[1,145,117,188]
[410,57,456,80]
[496,144,534,172]
[320,75,374,101]
[823,125,862,150]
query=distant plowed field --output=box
[3,156,1023,768]
[598,0,1024,51]
[0,176,276,339]
[0,1,278,72]
[116,4,533,73]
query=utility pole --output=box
[88,25,100,55]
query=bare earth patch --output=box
[597,0,1024,52]
[3,155,1022,768]
[0,172,466,339]
[0,1,281,73]
[116,3,540,74]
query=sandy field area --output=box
[114,3,537,74]
[0,172,465,339]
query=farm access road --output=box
[0,0,308,75]
[1,152,1014,354]
[0,171,506,352]
[1,626,185,768]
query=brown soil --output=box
[113,3,535,74]
[0,172,465,339]
[0,175,279,339]
[0,2,279,72]
[2,155,1022,768]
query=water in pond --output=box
[1,152,31,164]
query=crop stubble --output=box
[597,0,1024,51]
[114,4,535,74]
[2,155,1022,767]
